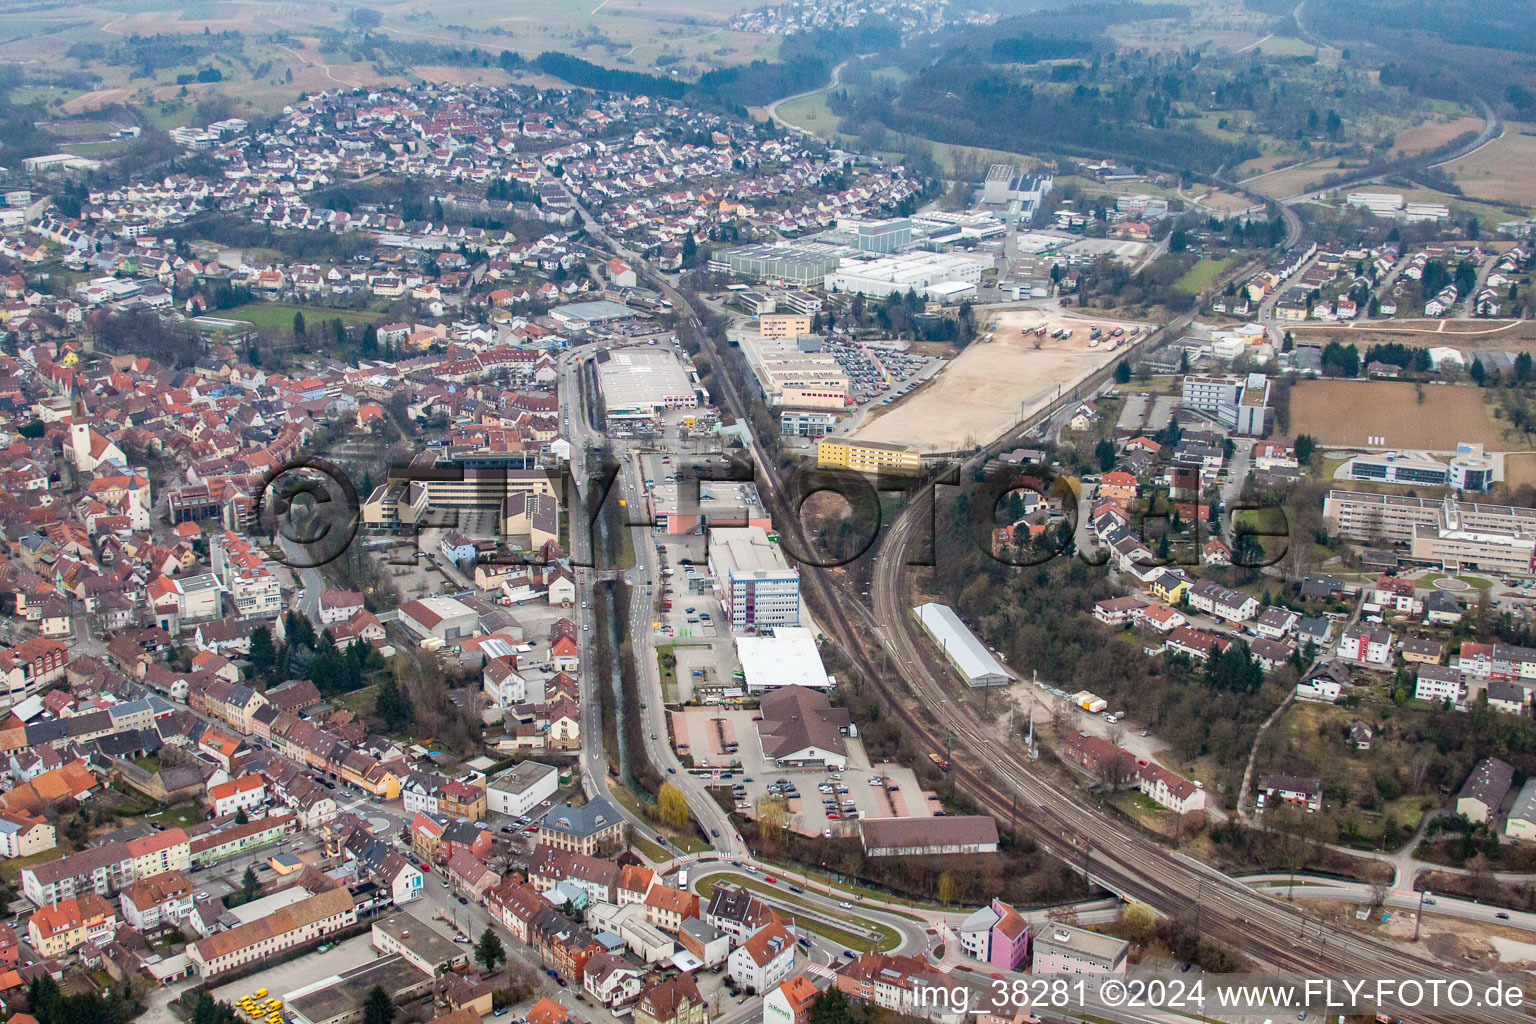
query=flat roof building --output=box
[738,331,849,411]
[707,527,800,631]
[649,479,770,536]
[825,251,988,302]
[549,300,643,328]
[287,955,434,1024]
[816,437,921,477]
[1031,923,1129,975]
[911,603,1009,687]
[487,761,560,818]
[735,628,832,693]
[371,913,470,975]
[1325,490,1536,576]
[714,242,844,285]
[758,313,813,340]
[596,348,697,428]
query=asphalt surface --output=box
[558,348,742,859]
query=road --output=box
[762,57,856,134]
[687,860,937,955]
[558,347,741,858]
[276,531,326,621]
[554,161,1526,1024]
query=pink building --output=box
[958,898,1030,971]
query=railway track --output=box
[620,221,1525,1024]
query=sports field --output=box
[224,303,382,330]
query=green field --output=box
[0,0,779,120]
[224,303,383,330]
[1174,257,1232,295]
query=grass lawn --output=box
[616,521,637,570]
[224,302,383,330]
[610,784,709,853]
[756,860,937,918]
[148,803,205,829]
[336,684,379,717]
[1421,572,1494,590]
[608,781,648,818]
[656,643,678,702]
[1174,257,1231,295]
[695,874,900,951]
[0,847,62,883]
[1117,375,1182,395]
[630,832,670,864]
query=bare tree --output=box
[1408,750,1432,794]
[1094,749,1137,792]
[1050,698,1072,736]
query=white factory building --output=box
[735,627,833,693]
[824,251,989,303]
[596,347,698,428]
[911,602,1010,687]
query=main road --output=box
[558,347,742,858]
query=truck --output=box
[928,752,952,772]
[1089,326,1103,341]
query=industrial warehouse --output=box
[734,626,834,692]
[595,347,700,431]
[824,251,990,302]
[911,602,1011,687]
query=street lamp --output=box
[1414,889,1431,941]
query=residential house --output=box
[27,893,117,956]
[1259,773,1322,813]
[727,920,796,994]
[1457,757,1515,824]
[1416,665,1466,705]
[1336,624,1393,667]
[634,975,707,1024]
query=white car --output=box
[839,901,854,909]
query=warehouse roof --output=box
[735,628,831,692]
[596,347,694,411]
[911,602,1009,685]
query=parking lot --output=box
[210,932,379,1007]
[824,338,940,409]
[667,707,935,837]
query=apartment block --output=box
[815,438,921,477]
